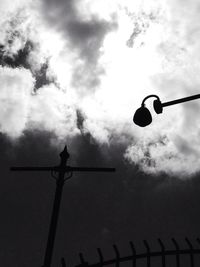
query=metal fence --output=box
[72,238,200,267]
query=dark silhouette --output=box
[133,93,200,127]
[10,145,115,267]
[75,238,200,267]
[61,257,66,267]
[133,106,152,127]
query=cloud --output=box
[0,66,34,138]
[1,0,200,177]
[0,66,79,140]
[123,0,200,177]
[29,84,79,140]
[0,2,81,140]
[39,0,118,91]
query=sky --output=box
[1,0,200,266]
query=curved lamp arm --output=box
[141,94,163,114]
[141,94,160,107]
[133,94,162,127]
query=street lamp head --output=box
[133,95,163,127]
[134,93,200,127]
[133,106,152,127]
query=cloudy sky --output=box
[1,0,200,266]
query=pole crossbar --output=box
[76,238,200,267]
[10,166,55,171]
[10,166,115,173]
[65,167,116,172]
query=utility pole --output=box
[10,145,115,267]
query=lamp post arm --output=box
[134,93,200,127]
[162,93,200,107]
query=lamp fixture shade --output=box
[153,99,163,114]
[133,106,152,127]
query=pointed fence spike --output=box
[172,238,179,250]
[185,238,194,267]
[113,244,120,267]
[113,244,120,258]
[143,240,150,252]
[79,253,89,266]
[143,240,150,267]
[185,237,193,249]
[129,241,136,267]
[97,248,104,264]
[61,257,66,267]
[129,241,136,254]
[158,239,165,250]
[158,239,166,267]
[171,238,180,267]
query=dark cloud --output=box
[0,12,57,91]
[0,40,33,69]
[76,109,85,133]
[40,0,117,90]
[67,19,116,63]
[0,40,56,91]
[2,132,200,266]
[33,61,52,90]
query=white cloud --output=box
[0,66,34,138]
[1,0,200,177]
[29,84,79,140]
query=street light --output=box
[10,146,115,267]
[133,93,200,127]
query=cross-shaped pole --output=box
[10,145,115,267]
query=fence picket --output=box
[143,240,151,267]
[97,248,104,266]
[113,244,120,267]
[76,253,89,267]
[74,238,200,267]
[61,257,66,267]
[158,239,166,267]
[185,237,194,267]
[129,241,136,267]
[172,238,180,267]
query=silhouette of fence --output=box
[73,238,200,267]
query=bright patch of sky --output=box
[0,0,200,176]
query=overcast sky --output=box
[1,0,200,266]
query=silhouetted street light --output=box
[133,93,200,127]
[10,146,115,267]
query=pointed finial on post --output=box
[60,146,70,166]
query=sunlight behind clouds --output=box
[0,0,200,176]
